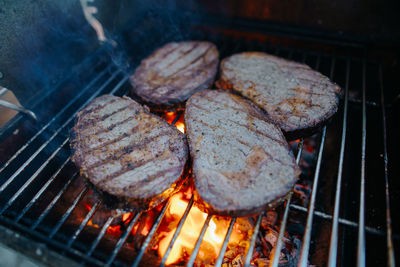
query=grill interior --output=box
[0,25,398,267]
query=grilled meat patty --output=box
[216,52,341,139]
[70,95,188,211]
[130,41,219,107]
[185,90,300,216]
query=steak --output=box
[185,89,300,217]
[130,41,219,108]
[70,95,188,211]
[216,52,341,139]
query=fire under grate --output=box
[0,32,397,267]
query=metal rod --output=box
[379,65,396,266]
[0,99,37,120]
[0,215,105,266]
[0,87,8,97]
[214,217,237,267]
[243,212,264,267]
[131,203,170,267]
[160,196,195,267]
[15,156,73,222]
[0,70,122,193]
[66,200,102,248]
[357,61,367,267]
[270,140,304,267]
[86,216,114,256]
[105,212,142,266]
[327,59,350,267]
[297,53,335,267]
[31,172,79,230]
[48,186,89,238]
[270,49,308,267]
[0,67,110,175]
[289,204,390,237]
[186,214,212,267]
[7,74,129,215]
[298,126,327,267]
[0,138,70,215]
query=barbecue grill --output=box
[0,1,399,266]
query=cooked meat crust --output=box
[70,95,188,211]
[216,52,341,139]
[130,41,219,106]
[185,89,300,217]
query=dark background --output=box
[1,0,399,106]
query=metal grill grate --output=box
[0,33,397,267]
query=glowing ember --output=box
[157,191,240,265]
[162,111,185,133]
[175,121,185,133]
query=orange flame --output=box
[157,192,234,265]
[175,121,185,133]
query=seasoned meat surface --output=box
[216,52,341,138]
[70,95,188,211]
[185,90,300,216]
[130,41,219,106]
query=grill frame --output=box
[0,28,397,267]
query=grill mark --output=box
[290,87,326,96]
[156,44,213,84]
[169,49,216,81]
[79,97,119,117]
[159,42,199,73]
[198,95,250,117]
[95,157,157,187]
[80,123,142,153]
[189,102,287,147]
[190,117,212,128]
[80,114,137,144]
[148,44,183,68]
[84,118,165,153]
[85,129,170,169]
[95,152,173,187]
[128,166,179,188]
[170,58,218,89]
[79,103,136,128]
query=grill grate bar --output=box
[243,44,293,267]
[289,204,391,237]
[17,73,128,226]
[297,51,335,266]
[86,216,114,257]
[31,172,79,230]
[131,203,170,267]
[15,155,72,222]
[0,214,105,266]
[379,65,396,266]
[328,58,350,266]
[49,185,89,238]
[270,49,309,267]
[298,127,327,267]
[214,217,237,267]
[243,211,264,267]
[160,195,195,267]
[13,74,128,224]
[105,212,142,266]
[0,69,122,194]
[0,65,110,175]
[66,199,102,248]
[270,139,304,267]
[0,138,69,215]
[357,61,367,267]
[186,214,212,267]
